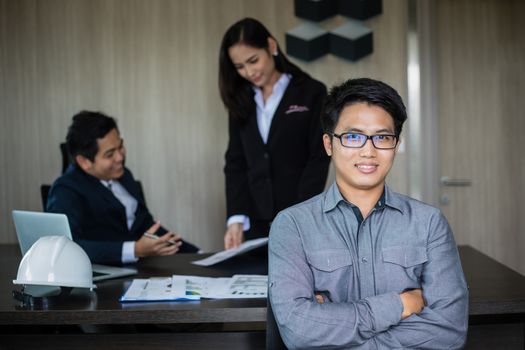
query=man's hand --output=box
[315,293,325,304]
[135,221,182,258]
[224,222,244,250]
[400,288,425,319]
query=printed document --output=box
[191,237,268,266]
[120,274,267,302]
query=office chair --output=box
[266,300,287,349]
[60,142,69,174]
[40,184,51,210]
[40,143,68,210]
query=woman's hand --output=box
[224,222,244,249]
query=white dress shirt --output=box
[101,180,139,263]
[253,73,291,144]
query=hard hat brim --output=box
[13,279,96,289]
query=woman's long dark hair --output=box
[219,18,307,122]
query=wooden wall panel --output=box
[0,0,408,251]
[435,0,525,274]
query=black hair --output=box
[218,17,307,122]
[66,110,118,164]
[322,78,408,136]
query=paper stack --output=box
[120,274,267,302]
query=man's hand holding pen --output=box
[134,221,182,258]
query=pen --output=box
[144,232,178,245]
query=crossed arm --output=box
[268,212,468,349]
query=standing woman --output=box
[219,18,330,249]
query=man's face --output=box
[323,102,398,197]
[78,128,126,181]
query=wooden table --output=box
[1,244,524,349]
[0,244,268,349]
[458,246,525,349]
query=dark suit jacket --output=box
[224,74,330,226]
[46,164,197,265]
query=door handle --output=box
[440,176,472,187]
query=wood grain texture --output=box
[0,0,408,251]
[434,0,525,275]
[2,244,524,326]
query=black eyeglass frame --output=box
[331,132,399,149]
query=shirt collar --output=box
[323,182,345,212]
[383,185,404,213]
[323,182,404,213]
[100,179,114,188]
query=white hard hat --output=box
[13,235,96,289]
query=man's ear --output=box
[75,154,93,172]
[323,134,333,156]
[267,37,278,55]
[394,137,402,155]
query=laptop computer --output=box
[12,210,137,282]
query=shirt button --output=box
[361,257,368,263]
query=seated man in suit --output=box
[47,111,198,265]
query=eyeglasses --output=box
[331,132,398,149]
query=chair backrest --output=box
[266,300,287,349]
[60,142,69,174]
[38,143,66,212]
[40,184,51,210]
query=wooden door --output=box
[434,0,525,275]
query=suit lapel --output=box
[119,172,145,234]
[119,170,142,206]
[100,181,129,228]
[243,76,299,148]
[267,76,297,145]
[245,103,268,150]
[78,169,129,230]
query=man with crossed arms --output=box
[269,78,468,349]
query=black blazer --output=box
[47,164,197,265]
[224,75,330,223]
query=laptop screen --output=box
[12,210,73,255]
[12,210,138,281]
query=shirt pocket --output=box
[306,249,353,302]
[382,246,428,289]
